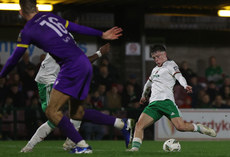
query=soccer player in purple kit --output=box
[0,0,133,154]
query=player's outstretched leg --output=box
[121,118,135,149]
[197,124,217,137]
[82,109,135,149]
[20,121,54,153]
[171,117,217,137]
[47,89,92,154]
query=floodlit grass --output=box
[0,140,230,157]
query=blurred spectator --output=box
[124,74,142,97]
[6,84,25,108]
[189,75,203,108]
[100,56,119,81]
[83,94,93,109]
[21,65,37,99]
[1,96,14,140]
[6,73,23,91]
[91,65,115,91]
[206,81,218,103]
[17,52,35,78]
[81,121,106,140]
[197,89,207,108]
[0,78,8,107]
[81,86,107,140]
[106,84,122,110]
[2,96,14,116]
[122,83,141,121]
[25,96,44,138]
[198,94,211,108]
[212,95,225,108]
[179,96,192,108]
[220,86,230,100]
[174,84,188,107]
[180,61,196,84]
[222,76,230,87]
[219,76,230,96]
[222,98,230,108]
[205,56,223,87]
[122,83,140,108]
[90,84,107,109]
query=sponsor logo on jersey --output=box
[153,74,160,78]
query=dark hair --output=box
[151,44,166,54]
[19,0,37,14]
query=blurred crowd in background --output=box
[0,52,229,140]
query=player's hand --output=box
[102,26,123,40]
[99,43,110,55]
[185,85,193,93]
[139,97,147,105]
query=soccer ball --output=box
[163,139,181,152]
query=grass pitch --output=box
[0,140,229,157]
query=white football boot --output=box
[197,124,217,137]
[63,138,76,151]
[20,144,33,153]
[127,147,139,152]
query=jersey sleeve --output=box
[148,68,155,81]
[0,47,26,77]
[16,30,31,49]
[0,31,30,77]
[168,61,181,76]
[51,13,103,37]
[65,20,102,37]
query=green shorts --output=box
[143,99,181,122]
[37,82,55,128]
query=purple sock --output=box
[58,116,83,144]
[83,109,116,125]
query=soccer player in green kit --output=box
[129,45,217,152]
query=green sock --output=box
[197,126,201,133]
[132,141,141,149]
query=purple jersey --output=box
[19,12,102,65]
[0,12,103,99]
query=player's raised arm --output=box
[174,72,193,93]
[0,46,27,78]
[87,43,110,63]
[65,20,102,36]
[64,20,122,40]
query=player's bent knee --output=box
[45,108,52,119]
[45,106,56,119]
